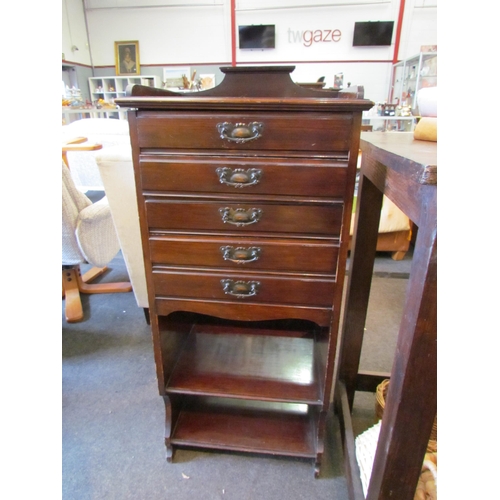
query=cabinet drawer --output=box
[152,270,335,307]
[140,156,347,198]
[145,200,343,237]
[136,112,353,152]
[149,236,339,274]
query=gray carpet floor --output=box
[62,247,412,500]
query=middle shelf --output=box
[164,315,326,405]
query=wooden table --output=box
[335,132,437,499]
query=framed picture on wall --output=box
[115,41,140,76]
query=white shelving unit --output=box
[88,76,158,118]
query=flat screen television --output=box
[353,21,394,46]
[238,25,275,49]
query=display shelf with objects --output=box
[89,76,158,101]
[389,52,437,114]
[116,65,373,477]
[87,76,159,118]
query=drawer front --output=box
[152,270,335,307]
[140,156,347,198]
[149,236,339,274]
[136,112,353,152]
[145,200,343,237]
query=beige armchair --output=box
[62,161,132,322]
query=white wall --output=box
[62,0,92,65]
[62,0,437,104]
[398,2,438,57]
[85,3,232,66]
[235,3,398,63]
[232,1,403,103]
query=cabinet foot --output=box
[163,395,175,463]
[165,441,174,463]
[314,461,321,478]
[313,409,326,478]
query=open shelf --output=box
[166,320,324,405]
[170,396,318,458]
[163,315,326,461]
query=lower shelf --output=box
[170,396,318,459]
[159,313,330,475]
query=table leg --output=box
[366,201,437,500]
[338,172,384,410]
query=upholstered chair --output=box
[62,161,132,322]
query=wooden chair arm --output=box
[64,136,88,145]
[62,137,103,167]
[62,144,103,153]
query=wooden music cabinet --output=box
[116,66,373,477]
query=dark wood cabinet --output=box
[117,66,373,477]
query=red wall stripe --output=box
[231,0,236,66]
[393,0,406,64]
[86,0,406,71]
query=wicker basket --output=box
[375,379,437,451]
[414,453,437,500]
[375,379,437,499]
[355,421,437,500]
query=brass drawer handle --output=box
[216,167,262,188]
[220,246,261,264]
[219,207,262,226]
[216,122,264,143]
[221,279,260,298]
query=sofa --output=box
[95,144,148,309]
